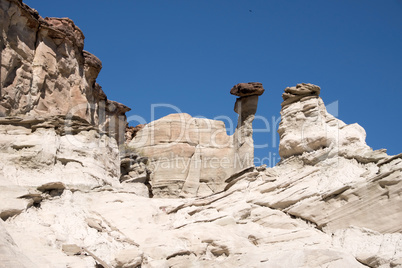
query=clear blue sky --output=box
[25,0,402,165]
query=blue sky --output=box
[25,0,402,165]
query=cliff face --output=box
[0,1,401,268]
[0,0,128,215]
[0,0,129,143]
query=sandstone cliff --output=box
[0,0,129,143]
[0,1,401,268]
[0,0,128,223]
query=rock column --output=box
[231,82,264,172]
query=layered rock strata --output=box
[0,0,129,143]
[0,1,401,267]
[278,83,386,162]
[0,0,129,220]
[128,113,234,198]
[127,82,264,198]
[271,83,401,236]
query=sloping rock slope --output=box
[0,1,401,268]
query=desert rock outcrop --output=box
[0,0,129,143]
[274,83,401,235]
[128,113,234,198]
[0,1,401,268]
[127,83,264,198]
[0,0,128,219]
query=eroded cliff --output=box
[0,0,128,225]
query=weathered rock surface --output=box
[0,1,401,268]
[3,173,395,268]
[232,93,259,173]
[274,83,401,236]
[128,113,235,198]
[0,0,126,243]
[127,84,262,198]
[0,0,130,193]
[0,116,121,191]
[230,82,265,97]
[278,83,386,162]
[0,0,129,143]
[0,220,36,267]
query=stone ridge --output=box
[0,115,99,135]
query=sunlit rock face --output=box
[0,116,120,190]
[0,0,128,212]
[0,1,401,267]
[0,0,129,143]
[128,113,238,198]
[127,83,264,198]
[278,83,387,163]
[278,83,335,158]
[273,83,401,234]
[232,92,259,173]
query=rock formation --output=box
[274,83,401,234]
[0,0,128,220]
[126,82,263,198]
[231,82,263,173]
[278,83,386,163]
[0,1,401,268]
[0,0,129,143]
